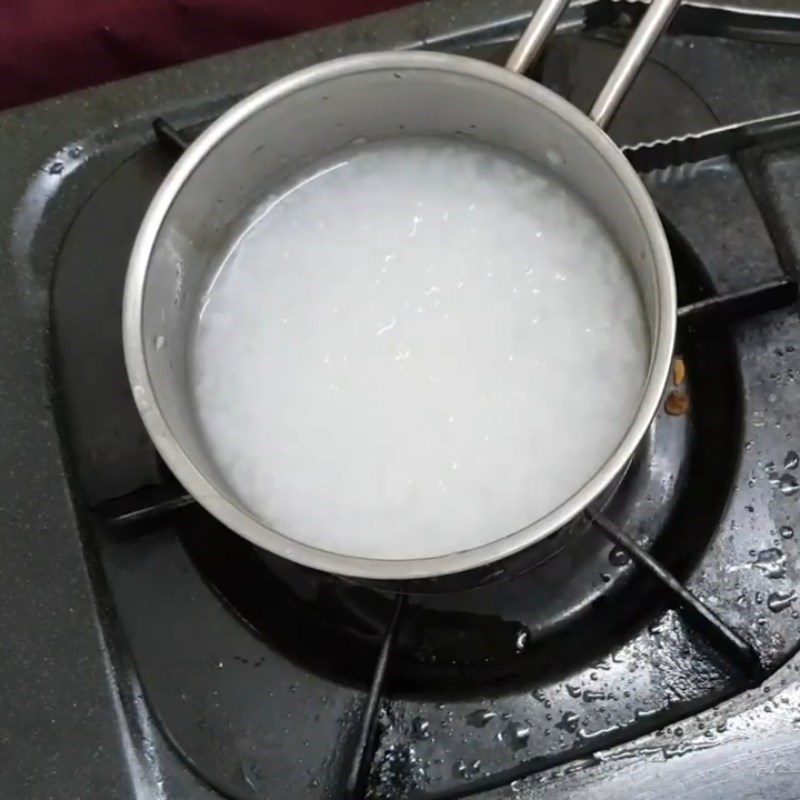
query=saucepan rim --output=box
[123,50,676,580]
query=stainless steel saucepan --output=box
[124,0,680,583]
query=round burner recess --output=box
[181,221,742,699]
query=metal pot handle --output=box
[505,0,682,130]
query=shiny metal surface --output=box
[505,0,572,73]
[633,0,798,15]
[591,0,683,127]
[124,50,676,580]
[623,108,800,172]
[507,0,681,131]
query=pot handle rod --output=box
[505,0,682,130]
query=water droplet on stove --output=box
[375,742,427,795]
[453,759,481,779]
[781,525,794,539]
[674,726,684,737]
[769,471,782,487]
[609,546,630,566]
[555,712,580,734]
[780,474,800,495]
[566,684,582,698]
[515,629,529,652]
[411,717,430,740]
[583,690,605,702]
[601,573,611,582]
[511,779,524,793]
[745,440,753,450]
[784,451,800,470]
[754,548,787,579]
[48,161,64,175]
[465,709,496,728]
[154,334,166,350]
[768,590,796,613]
[501,721,530,750]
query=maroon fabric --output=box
[0,0,412,110]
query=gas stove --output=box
[5,1,800,798]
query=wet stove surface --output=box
[6,2,800,799]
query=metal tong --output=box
[507,1,800,169]
[623,109,800,171]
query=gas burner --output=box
[180,221,741,701]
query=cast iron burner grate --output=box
[48,23,800,800]
[116,114,790,799]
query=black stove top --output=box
[6,2,800,799]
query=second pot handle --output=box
[505,0,682,130]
